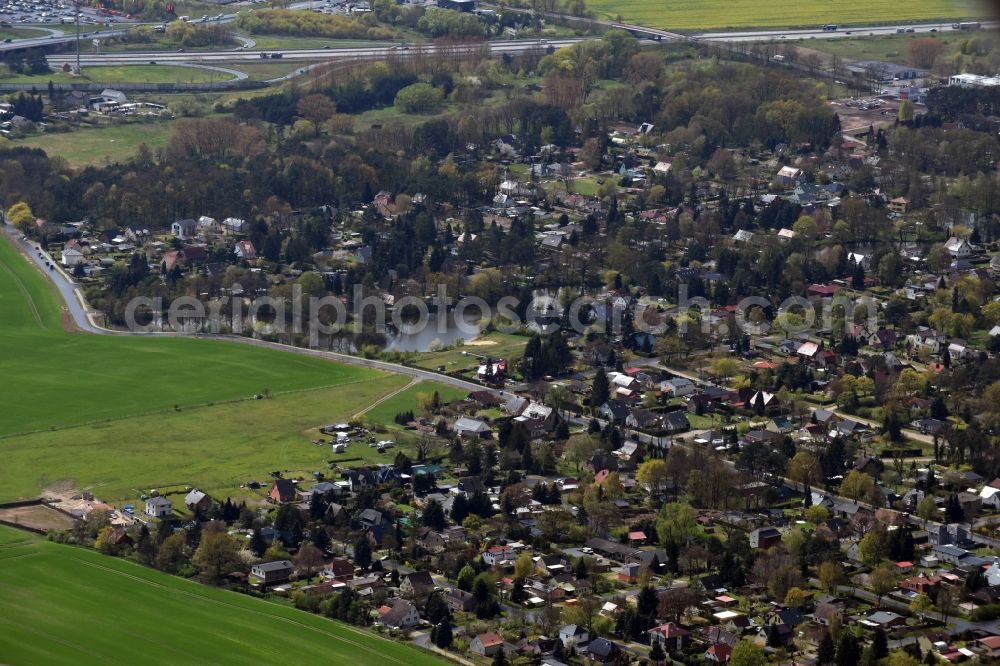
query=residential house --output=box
[617,562,641,584]
[400,571,435,601]
[145,496,172,518]
[377,598,420,629]
[323,559,355,581]
[171,218,198,239]
[663,411,690,433]
[234,240,256,260]
[269,479,297,503]
[61,247,85,267]
[776,166,802,186]
[706,643,733,663]
[599,400,630,423]
[517,402,557,433]
[585,638,620,664]
[453,416,492,439]
[649,623,690,651]
[183,489,212,513]
[749,527,782,549]
[900,574,941,595]
[944,236,973,258]
[221,217,246,235]
[357,508,387,530]
[445,588,475,613]
[746,391,781,414]
[250,560,293,586]
[980,486,1000,509]
[458,476,486,497]
[660,377,696,397]
[482,545,518,566]
[559,624,589,648]
[471,632,505,657]
[626,408,662,431]
[975,636,1000,658]
[864,610,906,629]
[888,196,910,214]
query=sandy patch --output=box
[0,504,76,532]
[463,340,498,347]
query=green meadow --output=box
[0,235,471,501]
[0,236,373,437]
[0,526,445,666]
[12,122,175,168]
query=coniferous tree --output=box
[249,526,267,557]
[817,632,836,665]
[872,627,889,660]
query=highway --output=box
[698,20,1000,42]
[40,38,580,68]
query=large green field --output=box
[0,235,373,436]
[0,526,445,666]
[586,0,987,30]
[0,373,411,502]
[0,235,471,502]
[11,121,175,167]
[0,64,234,85]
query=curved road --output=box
[0,225,488,394]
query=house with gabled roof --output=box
[400,571,435,601]
[377,598,420,629]
[471,632,504,657]
[649,623,690,651]
[269,478,297,503]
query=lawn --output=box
[362,381,470,427]
[800,30,997,66]
[0,526,445,666]
[12,121,175,167]
[248,34,397,50]
[2,64,235,84]
[0,233,378,442]
[0,372,410,502]
[0,26,48,40]
[410,332,530,374]
[234,60,320,81]
[585,0,986,30]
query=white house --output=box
[171,218,198,239]
[559,624,589,648]
[776,166,802,186]
[61,247,85,267]
[221,217,247,235]
[482,545,517,566]
[979,486,1000,510]
[453,416,492,439]
[377,598,421,629]
[659,377,695,397]
[145,496,172,518]
[944,236,972,258]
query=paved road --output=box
[0,227,490,395]
[43,38,584,67]
[698,21,1000,42]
